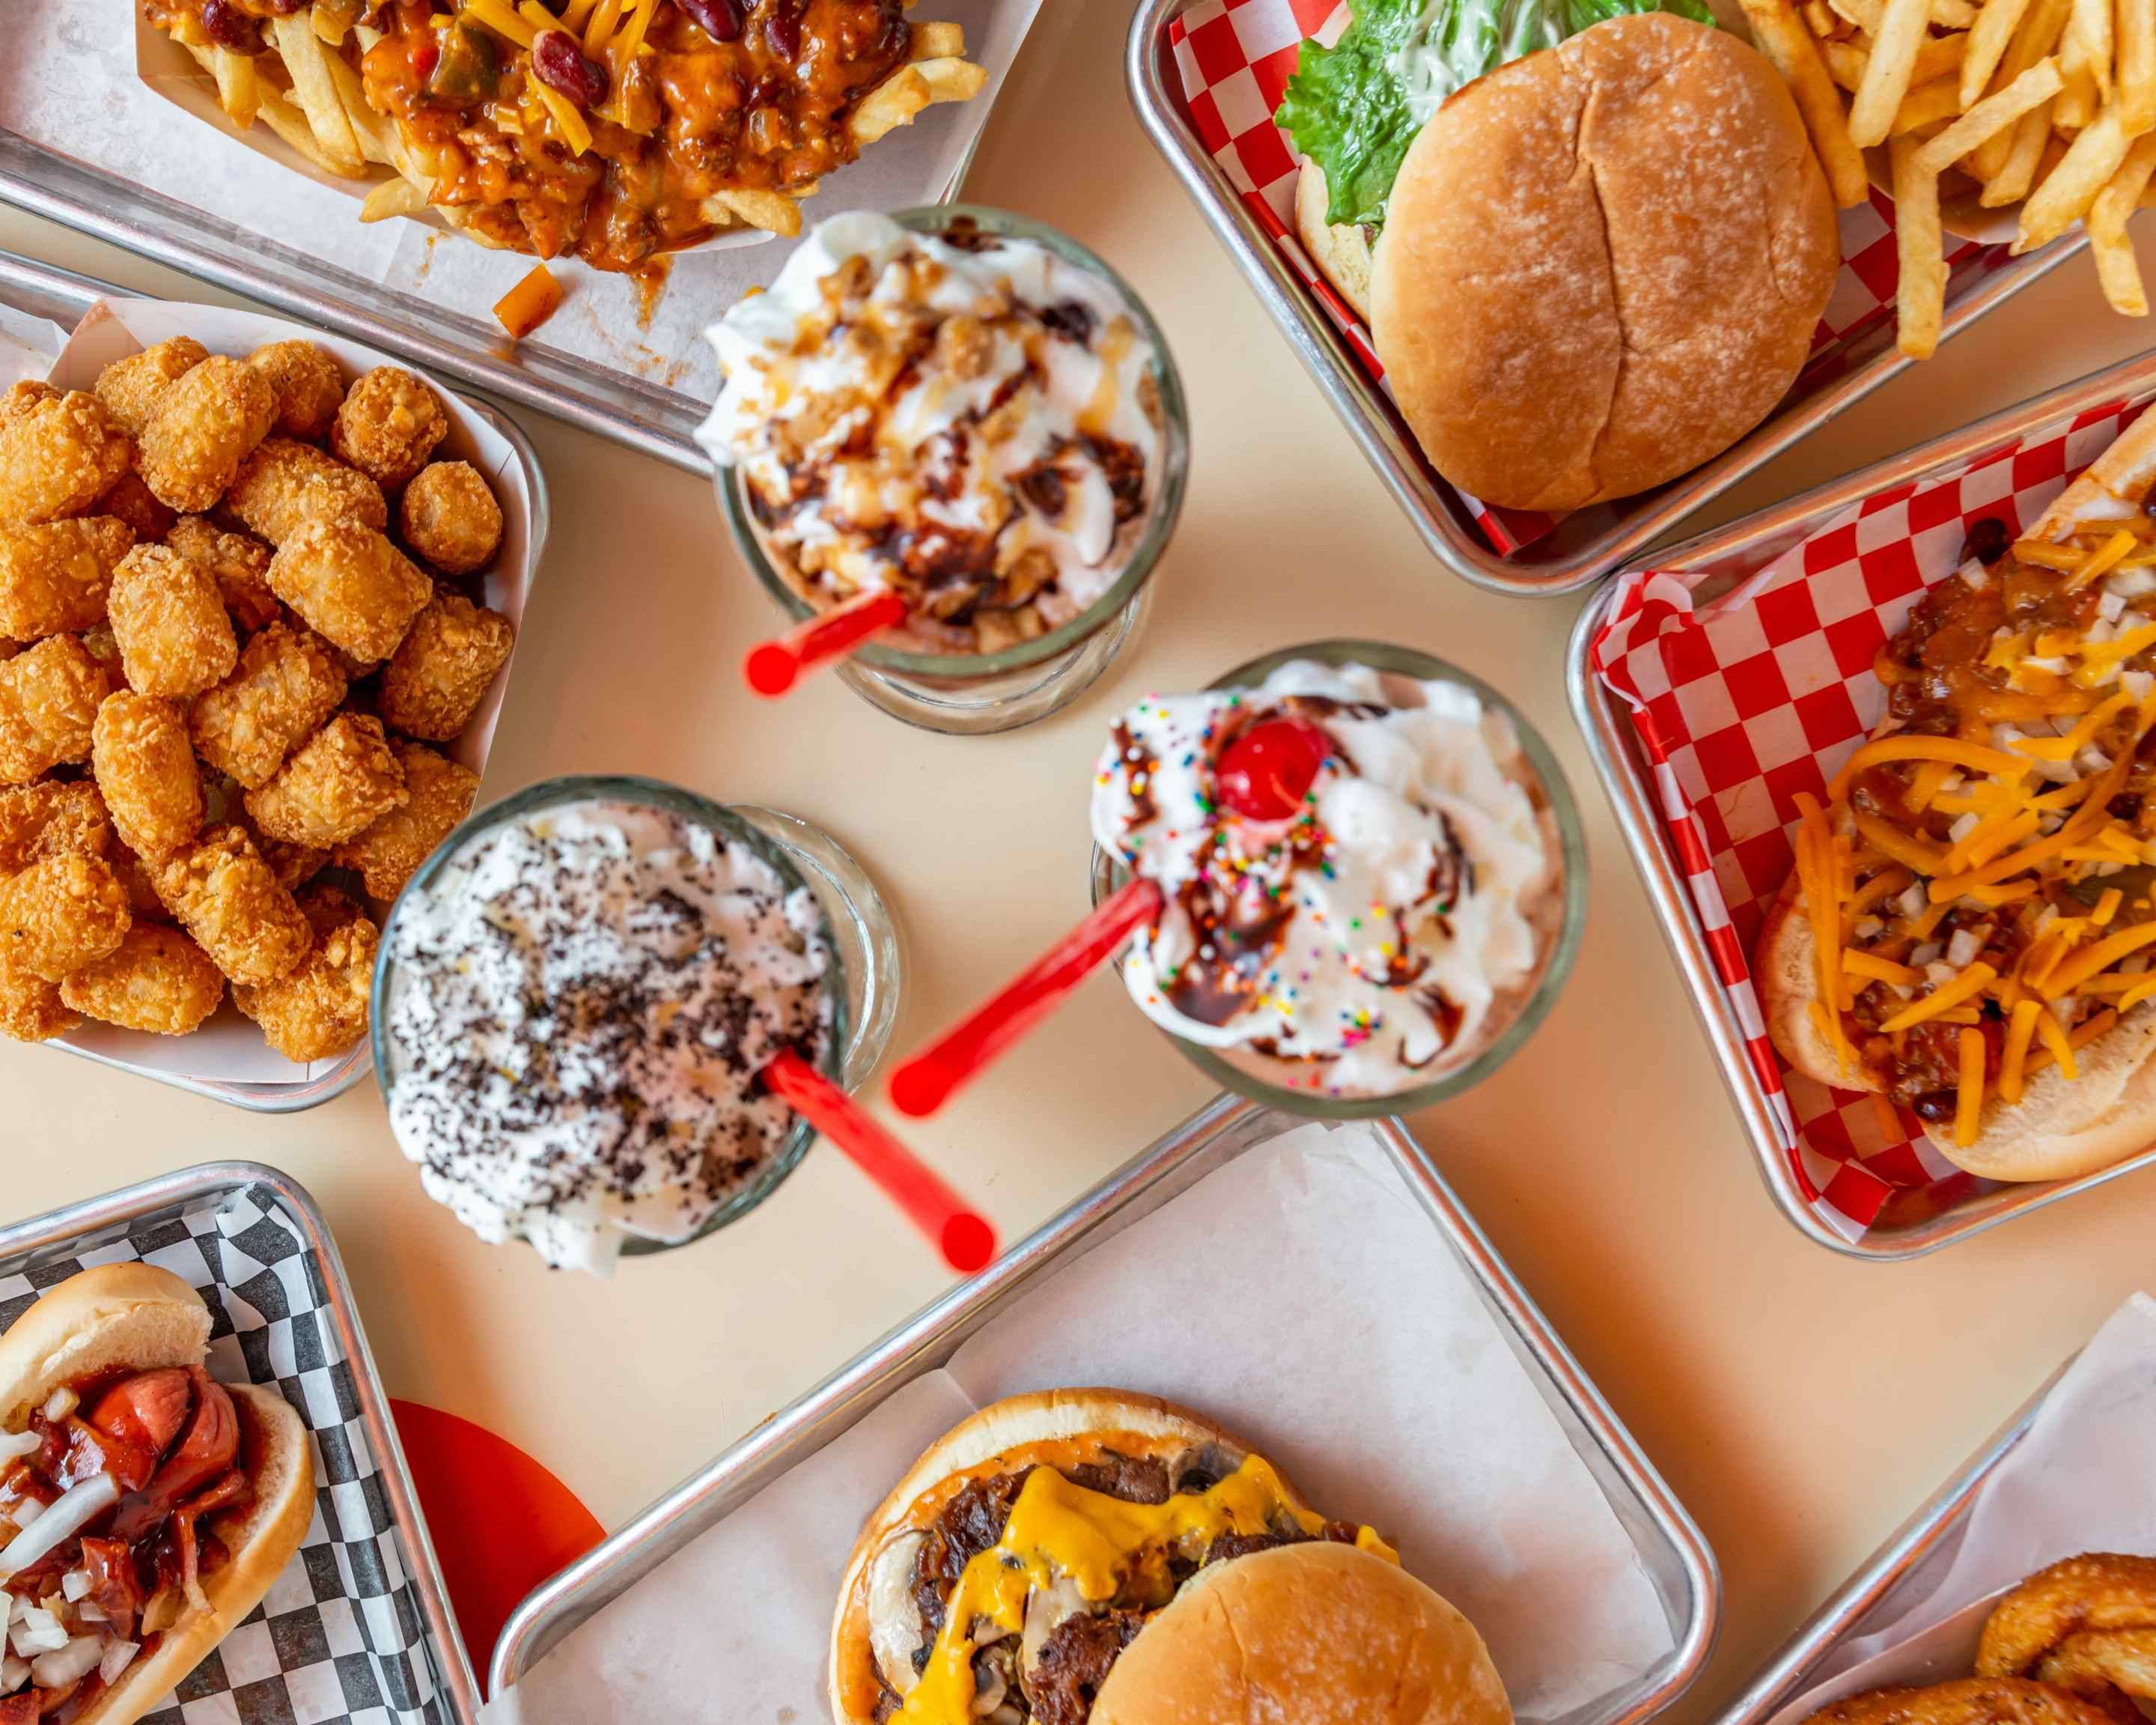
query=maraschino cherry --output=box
[1213,717,1330,821]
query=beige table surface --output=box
[8,4,2156,1715]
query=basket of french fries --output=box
[1742,0,2156,354]
[135,1,987,328]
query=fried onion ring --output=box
[1978,1556,2156,1686]
[2036,1631,2156,1698]
[1800,1679,2140,1725]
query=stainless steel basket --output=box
[1124,0,2091,597]
[0,1162,480,1724]
[1568,348,2156,1256]
[490,1098,1720,1725]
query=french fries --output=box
[1759,0,2156,339]
[1892,133,1950,356]
[1741,0,1874,203]
[155,3,986,293]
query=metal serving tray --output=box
[0,1161,479,1724]
[1706,1364,2059,1725]
[1125,0,2089,598]
[0,246,549,1115]
[490,1096,1721,1723]
[1566,348,2156,1258]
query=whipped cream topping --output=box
[382,801,834,1274]
[1090,662,1557,1098]
[697,211,1163,654]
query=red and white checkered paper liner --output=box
[1164,0,2011,558]
[1589,397,2153,1238]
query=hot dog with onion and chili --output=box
[1760,409,2156,1182]
[0,1265,312,1725]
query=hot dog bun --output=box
[0,1265,314,1725]
[1761,865,2156,1182]
[829,1389,1285,1725]
[1090,1542,1511,1725]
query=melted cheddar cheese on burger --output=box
[827,1390,1398,1725]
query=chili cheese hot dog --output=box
[1761,408,2156,1181]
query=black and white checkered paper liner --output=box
[0,1184,448,1725]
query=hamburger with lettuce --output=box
[1276,0,1843,513]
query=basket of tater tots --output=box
[0,298,542,1107]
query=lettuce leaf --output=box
[1276,0,1717,231]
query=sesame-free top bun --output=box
[1371,13,1839,513]
[1090,1543,1514,1725]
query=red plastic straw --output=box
[743,589,910,697]
[763,1050,998,1274]
[889,877,1165,1119]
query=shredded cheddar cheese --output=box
[1789,487,2156,1134]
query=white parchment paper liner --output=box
[1761,1294,2156,1725]
[482,1119,1678,1724]
[23,296,538,1088]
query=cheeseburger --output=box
[827,1389,1508,1725]
[1280,7,1842,512]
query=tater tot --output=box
[398,462,504,575]
[0,950,74,1041]
[250,828,326,891]
[0,393,132,525]
[333,740,478,902]
[248,341,347,442]
[331,366,448,490]
[377,591,515,741]
[0,781,112,873]
[0,380,58,428]
[92,337,208,437]
[232,884,377,1061]
[244,711,406,847]
[100,472,176,544]
[138,356,275,513]
[150,824,309,986]
[265,517,430,663]
[225,439,387,546]
[0,518,134,640]
[106,544,238,699]
[0,636,110,783]
[165,515,280,632]
[109,847,167,923]
[189,622,347,788]
[59,923,224,1035]
[93,691,202,861]
[0,853,130,980]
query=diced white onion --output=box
[2053,997,2077,1024]
[0,1474,117,1585]
[1898,882,1930,918]
[2035,757,2080,784]
[29,1634,102,1690]
[2127,671,2156,702]
[1854,916,1886,940]
[1947,928,1983,967]
[2080,746,2114,775]
[1960,559,1991,588]
[58,1571,87,1604]
[0,1436,38,1470]
[1926,961,1958,985]
[2098,860,2128,876]
[10,1607,66,1658]
[2101,590,2128,622]
[1911,942,1945,967]
[97,1641,136,1685]
[38,1391,73,1425]
[1949,812,1981,842]
[2087,615,2119,645]
[7,1595,27,1628]
[2051,711,2083,737]
[2110,567,2156,599]
[0,1654,25,1692]
[2025,655,2070,674]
